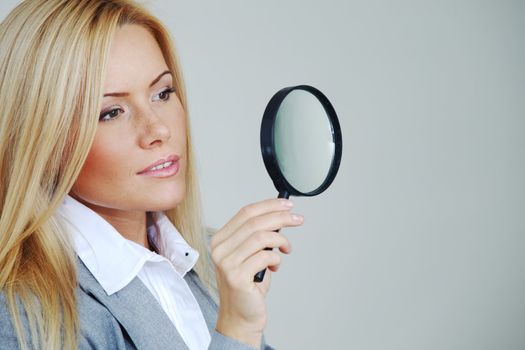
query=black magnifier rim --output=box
[260,84,342,197]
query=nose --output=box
[138,107,171,148]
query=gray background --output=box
[1,1,524,349]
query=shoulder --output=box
[0,287,130,350]
[0,291,31,350]
[76,286,131,349]
[75,260,133,349]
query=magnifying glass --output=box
[255,84,343,282]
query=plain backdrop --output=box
[1,1,524,349]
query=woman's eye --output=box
[154,87,176,102]
[99,108,122,122]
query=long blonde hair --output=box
[0,0,210,348]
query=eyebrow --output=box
[103,70,172,97]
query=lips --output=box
[137,154,180,175]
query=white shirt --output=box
[56,195,211,350]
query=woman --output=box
[0,0,303,349]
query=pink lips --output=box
[137,154,180,178]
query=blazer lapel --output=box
[76,258,188,350]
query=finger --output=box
[240,211,303,236]
[211,198,294,248]
[213,250,279,290]
[243,250,282,278]
[212,211,302,261]
[268,263,280,272]
[221,230,291,268]
[212,198,294,248]
[278,242,292,254]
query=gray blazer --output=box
[0,259,273,350]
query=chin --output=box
[143,186,186,212]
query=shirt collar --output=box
[56,194,199,295]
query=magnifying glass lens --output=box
[274,89,336,194]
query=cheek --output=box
[71,134,132,199]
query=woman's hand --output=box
[211,198,304,347]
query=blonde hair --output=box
[0,0,211,349]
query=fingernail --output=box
[281,199,294,208]
[292,213,304,222]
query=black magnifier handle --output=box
[254,191,290,283]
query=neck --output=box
[71,196,149,248]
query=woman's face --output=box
[70,24,187,214]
